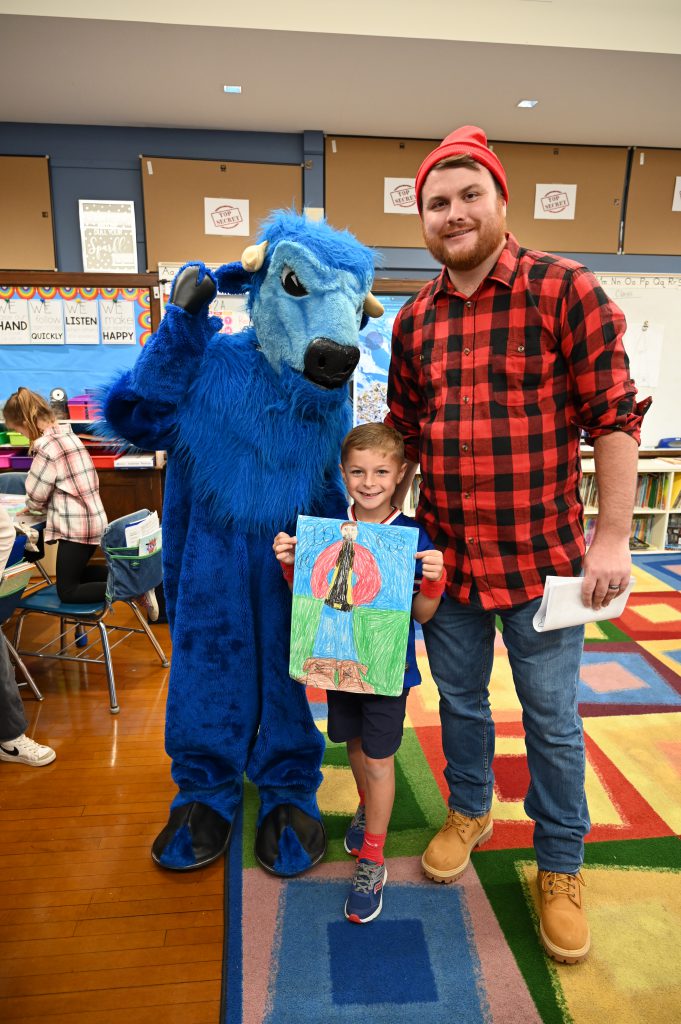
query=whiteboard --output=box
[596,273,681,448]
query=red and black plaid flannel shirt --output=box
[385,233,649,610]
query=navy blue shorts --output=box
[326,688,409,760]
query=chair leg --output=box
[128,601,170,667]
[96,620,120,715]
[12,610,27,649]
[5,636,43,701]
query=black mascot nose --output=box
[303,338,360,389]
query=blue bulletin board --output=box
[0,283,154,407]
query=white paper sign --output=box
[672,176,681,212]
[28,298,65,345]
[534,184,577,220]
[63,299,99,344]
[384,177,418,215]
[533,576,635,632]
[79,200,138,273]
[100,299,137,345]
[0,298,30,344]
[204,197,250,236]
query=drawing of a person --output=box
[303,521,381,692]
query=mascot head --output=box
[215,210,382,389]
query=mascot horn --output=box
[103,210,382,875]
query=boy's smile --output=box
[340,448,407,523]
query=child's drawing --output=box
[290,515,418,697]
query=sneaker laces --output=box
[352,859,383,894]
[6,734,44,756]
[349,804,366,831]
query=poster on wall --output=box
[204,197,250,236]
[63,298,99,344]
[79,200,139,273]
[28,297,65,345]
[158,263,251,333]
[534,184,578,220]
[672,176,681,213]
[354,293,411,424]
[100,297,138,344]
[383,177,418,215]
[0,297,30,344]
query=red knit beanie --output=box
[415,125,509,210]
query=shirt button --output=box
[468,537,475,544]
[517,344,524,352]
[463,395,470,403]
[463,347,470,355]
[465,301,472,309]
[464,492,470,499]
[461,444,469,452]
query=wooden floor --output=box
[0,606,224,1024]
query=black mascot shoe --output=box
[151,802,232,871]
[255,803,327,877]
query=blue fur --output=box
[273,827,313,877]
[158,824,196,869]
[102,211,375,877]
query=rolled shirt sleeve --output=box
[560,268,651,444]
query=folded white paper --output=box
[532,576,635,632]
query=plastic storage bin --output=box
[91,455,119,469]
[67,395,96,419]
[7,431,30,446]
[9,455,33,469]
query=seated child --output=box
[3,387,158,620]
[273,423,445,924]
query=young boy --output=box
[273,423,445,923]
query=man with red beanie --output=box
[386,125,649,964]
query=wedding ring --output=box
[607,583,621,590]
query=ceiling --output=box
[1,3,681,147]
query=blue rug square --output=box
[328,918,436,1004]
[264,878,489,1024]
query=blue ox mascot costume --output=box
[103,211,381,876]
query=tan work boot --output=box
[421,809,493,883]
[538,870,590,964]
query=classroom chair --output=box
[11,509,169,715]
[0,543,44,703]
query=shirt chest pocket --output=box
[491,325,548,407]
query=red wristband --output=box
[280,561,295,583]
[419,568,446,599]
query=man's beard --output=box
[423,210,506,272]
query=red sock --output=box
[359,831,386,865]
[357,788,365,806]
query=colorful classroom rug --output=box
[223,555,681,1024]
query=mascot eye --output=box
[281,267,308,297]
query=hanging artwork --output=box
[290,515,418,697]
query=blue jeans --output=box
[422,591,590,873]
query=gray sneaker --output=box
[344,858,387,924]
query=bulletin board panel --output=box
[491,142,627,253]
[0,156,56,271]
[623,148,681,255]
[0,271,159,405]
[324,136,438,247]
[141,157,302,269]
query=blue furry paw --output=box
[255,804,326,877]
[151,801,232,871]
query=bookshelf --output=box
[403,458,681,553]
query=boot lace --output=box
[541,871,585,902]
[443,809,478,838]
[349,804,366,831]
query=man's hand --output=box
[273,532,297,566]
[581,534,631,610]
[416,548,444,581]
